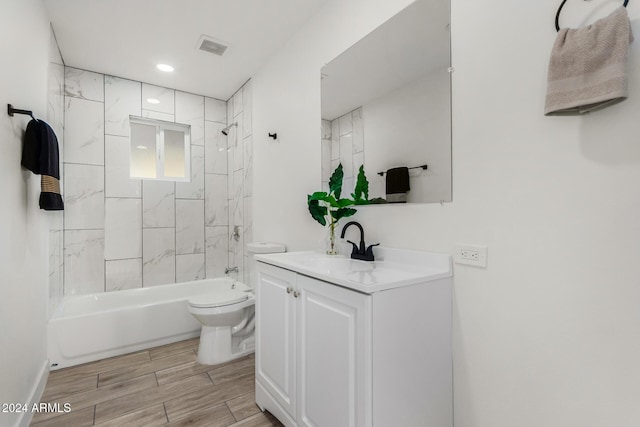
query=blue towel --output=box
[21,119,64,210]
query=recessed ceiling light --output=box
[156,63,174,72]
[146,98,160,105]
[136,145,148,150]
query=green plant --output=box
[307,164,370,254]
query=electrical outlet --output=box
[455,244,488,267]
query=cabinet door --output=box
[296,275,372,427]
[255,262,297,419]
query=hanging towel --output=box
[385,167,410,203]
[545,6,634,116]
[21,119,64,210]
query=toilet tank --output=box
[246,243,286,289]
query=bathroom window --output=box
[129,116,191,182]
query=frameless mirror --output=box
[321,0,451,203]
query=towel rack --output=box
[556,0,630,31]
[7,104,35,120]
[377,164,428,177]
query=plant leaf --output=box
[331,207,357,222]
[351,165,369,202]
[307,198,327,226]
[336,198,355,207]
[328,163,344,199]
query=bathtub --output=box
[47,277,252,370]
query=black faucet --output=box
[340,221,380,262]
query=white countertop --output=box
[255,247,452,294]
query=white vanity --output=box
[254,247,453,427]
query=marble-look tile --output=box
[106,259,142,291]
[143,181,175,228]
[339,112,353,136]
[243,135,252,197]
[65,67,104,102]
[340,134,354,178]
[49,229,63,317]
[176,200,205,255]
[330,158,340,174]
[243,197,253,255]
[243,255,252,287]
[227,167,234,203]
[331,119,339,160]
[233,88,243,118]
[143,228,176,286]
[204,121,227,174]
[64,97,104,165]
[233,170,244,226]
[226,96,234,123]
[175,91,204,146]
[321,139,331,182]
[105,135,141,198]
[64,230,105,295]
[176,254,206,282]
[142,84,174,114]
[105,198,142,260]
[105,76,141,137]
[141,109,174,122]
[64,164,104,229]
[242,80,252,137]
[176,145,205,199]
[352,108,364,153]
[205,97,226,124]
[206,227,228,278]
[49,26,63,65]
[321,119,331,140]
[233,133,244,172]
[353,152,364,177]
[205,174,228,226]
[47,63,64,134]
[228,232,244,280]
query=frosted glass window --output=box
[129,116,190,182]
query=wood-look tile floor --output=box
[30,338,283,427]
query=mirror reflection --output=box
[321,0,451,203]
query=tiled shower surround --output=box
[62,67,252,295]
[321,107,364,196]
[47,26,65,315]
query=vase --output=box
[326,221,338,255]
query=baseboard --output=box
[15,359,49,427]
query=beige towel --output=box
[545,6,634,115]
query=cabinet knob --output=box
[293,291,300,298]
[286,287,293,294]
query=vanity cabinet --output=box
[255,262,370,427]
[255,253,453,427]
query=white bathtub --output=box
[47,278,252,370]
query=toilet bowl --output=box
[188,242,285,365]
[188,287,256,365]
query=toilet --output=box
[188,242,285,365]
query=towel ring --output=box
[555,0,630,31]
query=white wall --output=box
[0,1,53,426]
[252,0,640,425]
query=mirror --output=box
[321,0,451,203]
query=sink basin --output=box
[255,248,452,294]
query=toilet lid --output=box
[189,289,249,308]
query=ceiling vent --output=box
[197,35,228,56]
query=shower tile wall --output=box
[62,67,246,295]
[321,107,364,195]
[47,25,65,316]
[225,81,253,286]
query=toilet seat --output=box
[189,290,249,308]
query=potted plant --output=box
[307,164,370,254]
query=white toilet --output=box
[188,242,285,365]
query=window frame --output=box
[129,115,191,182]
